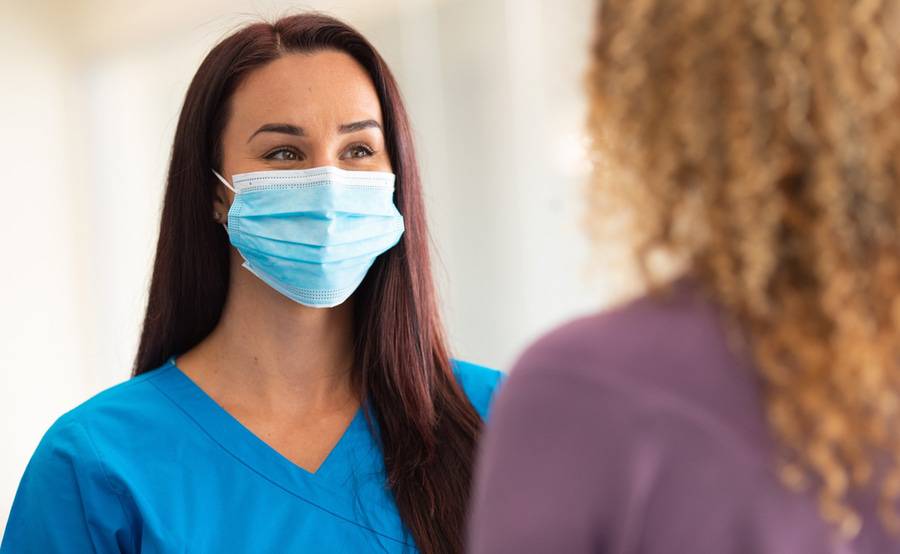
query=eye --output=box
[342,143,376,160]
[264,147,302,161]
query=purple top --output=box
[468,280,897,553]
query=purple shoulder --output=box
[507,280,759,422]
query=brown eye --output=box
[343,144,375,159]
[265,147,301,161]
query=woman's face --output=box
[215,50,391,218]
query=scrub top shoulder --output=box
[450,359,504,420]
[1,358,503,554]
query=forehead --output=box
[228,50,383,129]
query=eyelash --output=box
[264,146,302,161]
[345,143,376,159]
[263,143,377,161]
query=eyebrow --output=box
[247,123,303,142]
[247,120,383,142]
[338,119,382,134]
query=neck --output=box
[179,258,357,417]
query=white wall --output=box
[0,0,611,534]
[0,0,93,537]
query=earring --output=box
[213,211,221,221]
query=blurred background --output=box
[1,0,632,532]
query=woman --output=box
[469,0,900,552]
[2,13,500,554]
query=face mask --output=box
[212,166,405,308]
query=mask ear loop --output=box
[212,168,237,193]
[211,169,236,230]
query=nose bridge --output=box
[307,140,339,169]
[308,154,337,169]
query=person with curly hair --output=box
[468,1,900,552]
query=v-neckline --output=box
[145,358,412,547]
[163,356,363,478]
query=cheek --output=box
[366,153,393,173]
[373,148,393,170]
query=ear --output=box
[210,168,235,225]
[212,181,232,226]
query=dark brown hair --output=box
[133,13,483,553]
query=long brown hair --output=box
[133,13,483,553]
[587,0,900,538]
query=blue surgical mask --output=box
[212,166,405,308]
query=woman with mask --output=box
[469,0,900,552]
[2,13,500,554]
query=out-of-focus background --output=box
[1,0,634,532]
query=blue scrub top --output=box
[1,357,502,553]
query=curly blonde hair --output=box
[587,0,900,537]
